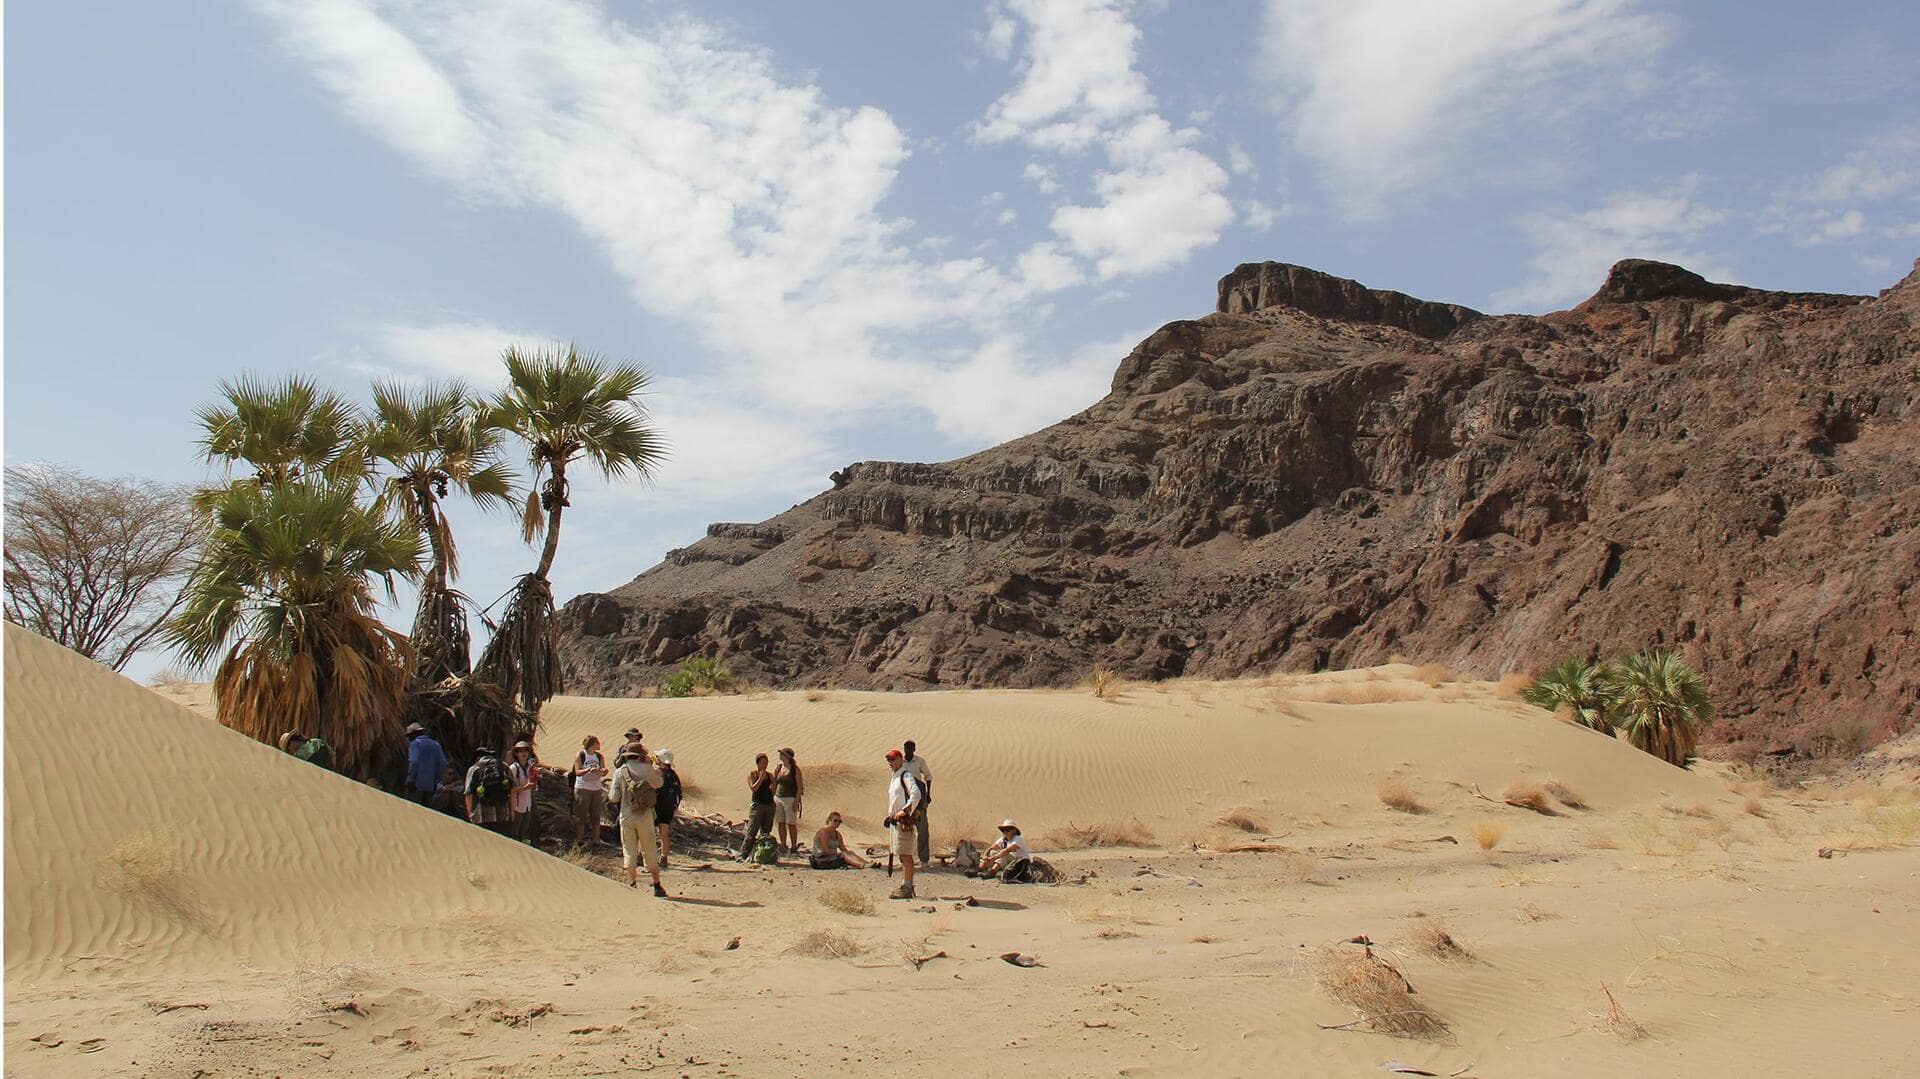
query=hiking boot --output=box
[652,883,668,898]
[889,883,916,900]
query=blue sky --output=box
[7,1,1917,680]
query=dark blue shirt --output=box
[407,735,448,792]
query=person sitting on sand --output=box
[607,741,667,896]
[972,819,1033,882]
[655,749,682,868]
[884,749,925,899]
[464,747,515,837]
[509,741,540,844]
[404,723,447,806]
[810,811,866,870]
[773,747,805,853]
[739,753,776,861]
[570,735,609,847]
[278,730,334,771]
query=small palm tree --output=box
[474,344,665,714]
[1602,650,1713,768]
[1521,656,1614,735]
[364,380,516,685]
[195,374,364,488]
[167,479,424,780]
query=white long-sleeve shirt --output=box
[902,754,932,788]
[886,770,924,821]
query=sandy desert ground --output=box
[10,622,1920,1077]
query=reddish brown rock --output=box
[558,260,1920,755]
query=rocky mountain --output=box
[558,258,1920,754]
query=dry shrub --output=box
[1402,920,1473,962]
[804,762,876,790]
[1595,981,1647,1040]
[1087,665,1124,700]
[1627,815,1663,854]
[818,886,875,916]
[103,827,196,920]
[1664,801,1715,819]
[788,930,864,959]
[1214,809,1266,833]
[1543,779,1587,810]
[1501,780,1555,815]
[1291,851,1319,883]
[804,690,827,703]
[1387,653,1410,666]
[1045,817,1155,849]
[1583,831,1619,850]
[1868,804,1920,844]
[1493,672,1532,700]
[1472,819,1505,852]
[1189,934,1222,944]
[1411,663,1455,687]
[1378,774,1424,814]
[1309,681,1423,705]
[1094,926,1139,940]
[1743,797,1766,817]
[1311,944,1449,1039]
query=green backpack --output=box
[750,835,781,865]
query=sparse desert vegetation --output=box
[818,886,875,916]
[1501,779,1555,814]
[1045,817,1155,849]
[788,929,864,959]
[1401,919,1473,961]
[1472,819,1506,852]
[1087,665,1124,700]
[1377,774,1423,813]
[1312,943,1448,1039]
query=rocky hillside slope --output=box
[558,258,1920,753]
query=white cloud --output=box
[1258,0,1670,216]
[976,0,1233,279]
[1243,200,1279,232]
[1762,124,1920,246]
[1227,144,1255,178]
[1493,179,1732,312]
[916,327,1146,443]
[1022,161,1060,194]
[364,320,553,385]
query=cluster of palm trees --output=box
[165,345,664,781]
[1521,650,1714,767]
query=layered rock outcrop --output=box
[558,259,1920,754]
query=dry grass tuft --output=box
[1543,779,1587,810]
[804,762,876,790]
[1472,819,1506,852]
[1093,926,1139,940]
[788,930,865,959]
[1501,780,1556,815]
[1087,665,1124,700]
[1309,681,1425,705]
[1045,817,1155,849]
[1214,809,1266,833]
[1595,981,1648,1040]
[1411,663,1455,687]
[1378,774,1424,814]
[1628,815,1664,854]
[1582,830,1619,850]
[1743,797,1766,817]
[1290,851,1320,883]
[1311,944,1449,1039]
[1516,902,1557,923]
[103,827,196,920]
[1493,671,1533,700]
[1402,920,1473,962]
[1868,804,1920,844]
[1189,934,1222,944]
[804,690,827,703]
[818,886,875,916]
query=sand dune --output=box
[12,627,1919,1076]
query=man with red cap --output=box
[883,748,925,899]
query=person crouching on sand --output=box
[655,749,682,868]
[884,749,925,899]
[810,811,866,870]
[973,819,1034,882]
[608,742,667,897]
[739,753,775,860]
[773,747,805,853]
[570,735,609,847]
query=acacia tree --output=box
[363,379,516,687]
[475,344,664,715]
[3,465,200,671]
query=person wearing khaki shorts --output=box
[883,748,925,900]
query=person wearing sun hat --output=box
[404,722,447,806]
[508,740,541,843]
[653,749,683,868]
[975,818,1033,883]
[883,748,925,899]
[607,740,667,896]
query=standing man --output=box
[884,748,925,900]
[902,739,932,865]
[607,742,668,896]
[738,753,776,861]
[405,723,448,806]
[464,746,515,837]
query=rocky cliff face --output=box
[558,259,1920,754]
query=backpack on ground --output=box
[473,756,512,807]
[751,835,780,865]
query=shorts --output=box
[574,788,607,828]
[774,796,800,825]
[890,823,917,859]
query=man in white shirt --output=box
[902,740,932,864]
[607,743,667,896]
[883,748,924,900]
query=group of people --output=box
[280,722,1033,902]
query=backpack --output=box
[751,835,780,865]
[472,756,512,807]
[658,767,682,815]
[621,765,658,816]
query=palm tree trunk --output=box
[533,458,566,581]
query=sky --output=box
[6,1,1918,681]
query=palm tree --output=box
[363,380,516,686]
[195,374,364,488]
[474,344,665,715]
[1521,656,1614,735]
[1602,650,1713,767]
[167,478,425,780]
